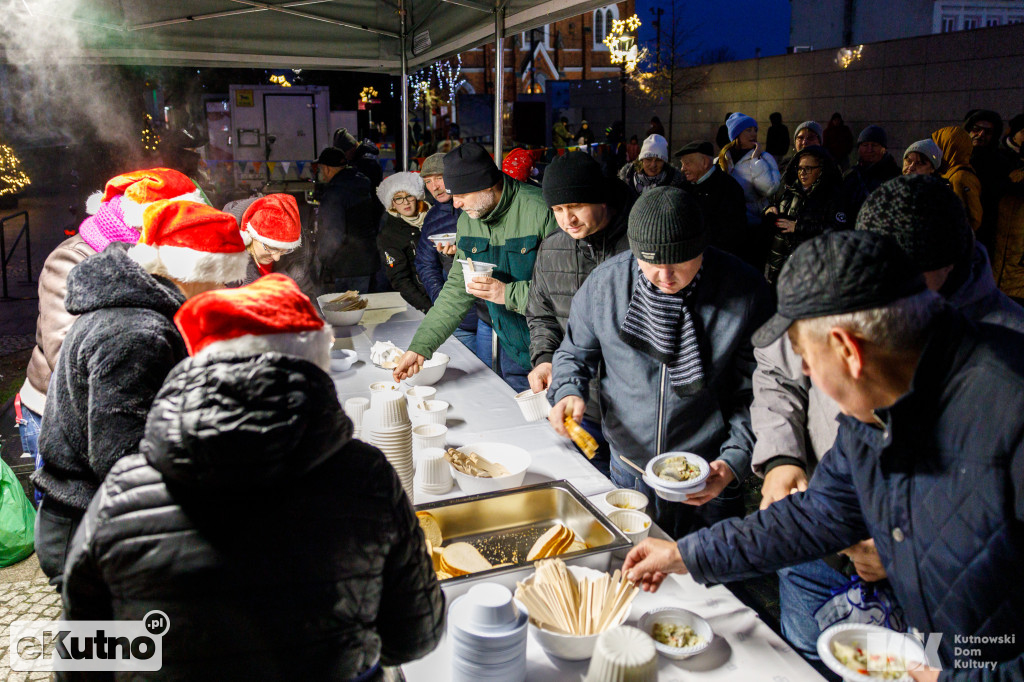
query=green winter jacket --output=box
[407,175,558,369]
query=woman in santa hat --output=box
[376,172,433,312]
[238,193,303,279]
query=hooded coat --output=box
[932,126,984,232]
[764,146,847,284]
[34,244,187,515]
[61,352,445,681]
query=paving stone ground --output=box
[0,555,59,681]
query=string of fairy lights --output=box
[0,144,31,197]
[409,54,465,110]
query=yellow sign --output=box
[235,90,254,107]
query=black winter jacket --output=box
[839,153,900,223]
[317,168,380,279]
[679,309,1024,679]
[680,166,748,261]
[377,210,433,313]
[765,147,847,284]
[34,244,186,515]
[62,352,445,681]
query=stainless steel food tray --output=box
[415,480,631,599]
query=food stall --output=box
[326,293,825,681]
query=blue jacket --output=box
[415,199,477,332]
[680,309,1024,680]
[549,248,772,481]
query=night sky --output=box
[634,0,791,62]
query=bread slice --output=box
[441,543,492,576]
[416,511,443,547]
[528,524,576,561]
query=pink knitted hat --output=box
[77,195,143,252]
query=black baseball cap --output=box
[752,231,927,348]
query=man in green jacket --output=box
[394,143,558,391]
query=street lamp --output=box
[604,14,642,134]
[360,86,380,128]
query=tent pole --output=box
[400,0,410,171]
[493,4,505,162]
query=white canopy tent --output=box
[13,0,616,165]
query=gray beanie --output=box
[903,139,943,170]
[855,175,972,271]
[794,121,823,142]
[420,152,446,178]
[627,186,706,265]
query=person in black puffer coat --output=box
[61,274,444,681]
[764,146,847,284]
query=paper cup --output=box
[405,386,437,407]
[608,509,652,544]
[413,423,448,452]
[369,381,401,393]
[416,448,454,492]
[410,399,449,426]
[514,389,551,422]
[584,625,657,682]
[459,259,496,294]
[343,397,370,428]
[371,390,410,428]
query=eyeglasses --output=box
[970,125,994,134]
[393,195,418,205]
[796,166,822,174]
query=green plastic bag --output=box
[0,458,36,567]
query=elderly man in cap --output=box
[548,186,772,537]
[314,145,378,293]
[525,151,634,474]
[675,141,748,262]
[624,229,1024,681]
[394,142,558,391]
[750,175,1024,660]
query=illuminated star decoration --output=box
[269,74,293,87]
[360,86,379,103]
[604,14,643,74]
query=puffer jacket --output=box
[61,352,445,681]
[764,146,847,284]
[415,198,477,333]
[377,208,432,313]
[617,162,687,199]
[716,141,782,224]
[933,126,983,232]
[34,244,186,514]
[19,235,95,415]
[839,154,901,223]
[751,241,1024,476]
[526,180,633,421]
[683,309,1024,679]
[549,248,773,481]
[407,175,559,370]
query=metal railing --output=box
[1,210,32,298]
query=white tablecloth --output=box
[327,302,824,681]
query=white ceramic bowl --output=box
[637,607,713,660]
[608,509,652,544]
[427,232,457,247]
[525,565,631,661]
[604,489,649,514]
[817,623,928,682]
[449,442,532,494]
[329,349,358,372]
[406,352,450,386]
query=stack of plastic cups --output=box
[343,397,370,441]
[448,584,528,682]
[365,390,414,502]
[415,446,454,495]
[583,625,658,682]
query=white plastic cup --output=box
[343,397,370,428]
[405,386,437,407]
[369,381,401,393]
[371,390,410,427]
[514,389,551,422]
[460,260,496,294]
[416,448,454,493]
[584,625,658,682]
[413,423,448,453]
[410,399,449,426]
[608,509,652,544]
[604,488,650,515]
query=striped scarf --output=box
[619,266,705,396]
[632,168,666,194]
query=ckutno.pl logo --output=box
[9,611,168,672]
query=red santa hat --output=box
[173,273,331,369]
[86,168,205,229]
[127,200,249,283]
[502,148,538,183]
[240,194,302,250]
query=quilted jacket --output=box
[682,309,1024,679]
[62,352,445,681]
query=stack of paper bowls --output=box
[642,452,711,502]
[364,390,414,501]
[449,584,528,682]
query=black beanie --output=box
[443,142,504,194]
[857,125,888,148]
[627,186,706,265]
[855,175,973,271]
[542,152,606,207]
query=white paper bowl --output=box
[406,352,450,386]
[524,565,631,661]
[604,489,649,514]
[608,509,652,544]
[817,623,927,682]
[427,232,457,247]
[449,442,531,494]
[329,349,358,372]
[642,452,710,502]
[637,607,713,660]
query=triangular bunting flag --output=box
[280,161,291,175]
[252,162,262,173]
[295,161,306,176]
[267,162,278,176]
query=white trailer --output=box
[227,84,331,188]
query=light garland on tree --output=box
[0,144,31,197]
[434,55,466,104]
[141,114,160,153]
[409,69,432,110]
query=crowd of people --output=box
[12,105,1024,680]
